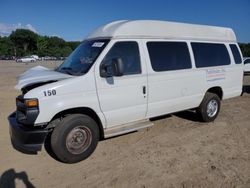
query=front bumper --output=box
[8,112,50,154]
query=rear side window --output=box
[230,44,242,64]
[101,41,141,75]
[147,42,191,71]
[191,43,230,68]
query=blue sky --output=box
[1,0,250,42]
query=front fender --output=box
[34,91,106,128]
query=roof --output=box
[87,20,237,42]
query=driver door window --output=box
[101,41,141,75]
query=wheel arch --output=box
[50,107,104,139]
[206,86,223,100]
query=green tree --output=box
[9,29,38,56]
[0,36,13,56]
[46,36,67,57]
[37,36,49,56]
[61,46,72,57]
[47,36,65,48]
[239,43,250,57]
[66,41,81,51]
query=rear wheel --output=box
[197,92,221,122]
[51,114,99,163]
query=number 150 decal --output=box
[44,89,56,96]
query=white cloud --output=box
[0,23,37,37]
[26,24,37,33]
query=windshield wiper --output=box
[61,67,73,70]
[60,67,74,75]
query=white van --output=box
[9,20,243,163]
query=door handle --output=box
[143,86,146,95]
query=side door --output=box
[95,39,148,128]
[143,40,204,118]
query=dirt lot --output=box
[0,60,250,188]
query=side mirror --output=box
[100,63,113,78]
[100,58,124,78]
[112,58,124,77]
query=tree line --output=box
[0,29,81,58]
[239,43,250,57]
[0,28,250,58]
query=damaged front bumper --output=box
[8,112,50,154]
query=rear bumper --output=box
[8,112,50,154]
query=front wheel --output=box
[197,92,221,122]
[51,114,99,163]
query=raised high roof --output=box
[87,20,237,42]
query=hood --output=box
[15,66,73,90]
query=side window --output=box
[191,43,230,68]
[101,41,141,75]
[147,42,191,71]
[230,44,242,64]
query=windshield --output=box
[57,39,109,75]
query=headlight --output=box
[16,97,39,108]
[25,99,39,108]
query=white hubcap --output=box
[207,99,218,118]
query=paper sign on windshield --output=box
[92,42,105,47]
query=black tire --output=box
[197,92,221,122]
[51,114,99,163]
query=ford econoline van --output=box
[9,20,243,163]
